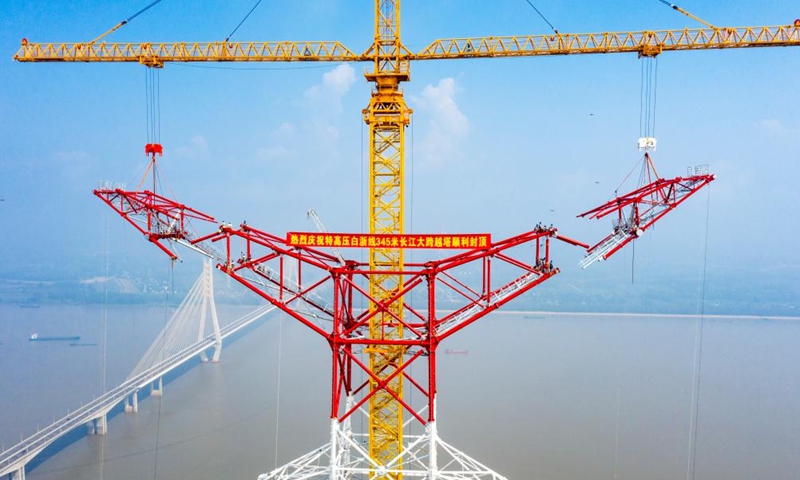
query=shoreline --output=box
[3,303,797,322]
[495,310,800,321]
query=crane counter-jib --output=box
[13,40,364,64]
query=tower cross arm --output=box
[414,24,800,60]
[14,40,365,66]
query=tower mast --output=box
[362,1,412,475]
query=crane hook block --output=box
[145,143,163,156]
[637,137,657,151]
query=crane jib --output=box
[14,24,800,64]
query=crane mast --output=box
[362,1,412,474]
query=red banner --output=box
[286,232,491,249]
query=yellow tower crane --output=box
[361,4,411,468]
[14,2,800,479]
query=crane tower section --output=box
[362,1,413,473]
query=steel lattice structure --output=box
[95,179,586,478]
[578,157,715,268]
[361,2,412,467]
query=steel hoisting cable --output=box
[360,119,364,237]
[686,185,711,480]
[615,154,646,195]
[639,57,658,141]
[89,0,166,44]
[99,209,110,480]
[138,69,155,191]
[639,61,645,138]
[523,0,559,35]
[144,69,150,143]
[410,114,414,240]
[140,67,166,194]
[652,59,659,138]
[635,55,659,185]
[156,70,161,144]
[656,0,716,29]
[152,262,173,480]
[146,68,161,145]
[273,315,284,469]
[620,54,660,279]
[647,59,657,138]
[226,0,265,42]
[144,68,160,144]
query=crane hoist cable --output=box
[137,68,162,192]
[90,0,166,44]
[639,56,658,146]
[630,55,660,281]
[615,55,660,197]
[146,68,161,145]
[523,0,559,35]
[621,54,659,195]
[656,0,716,29]
[137,67,179,215]
[686,184,711,480]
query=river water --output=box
[1,305,799,480]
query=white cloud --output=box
[258,64,357,167]
[174,135,210,160]
[313,119,340,142]
[413,78,469,167]
[54,150,91,163]
[418,79,469,136]
[271,122,296,138]
[256,144,292,161]
[302,64,356,114]
[322,64,357,97]
[755,118,799,138]
[756,118,786,134]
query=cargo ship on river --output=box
[29,333,80,342]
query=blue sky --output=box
[0,1,798,305]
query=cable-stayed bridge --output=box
[0,260,276,480]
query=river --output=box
[1,305,799,480]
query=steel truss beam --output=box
[94,185,588,479]
[14,25,800,65]
[195,222,584,478]
[578,163,715,267]
[94,185,215,260]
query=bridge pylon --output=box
[198,258,222,363]
[126,258,223,391]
